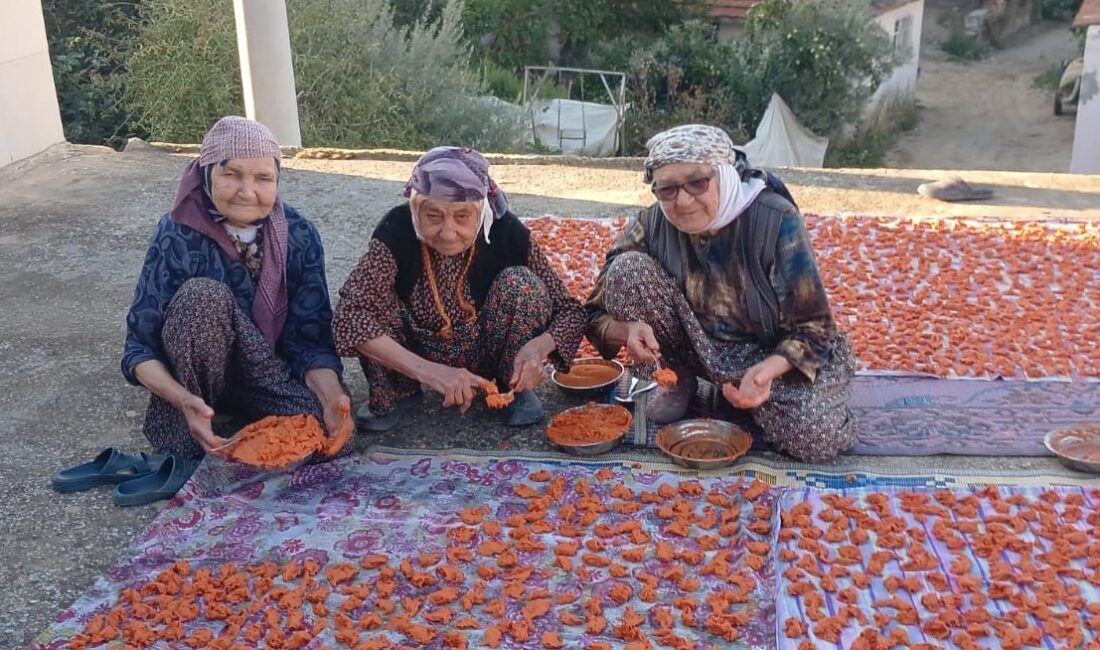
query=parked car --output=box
[1055,57,1083,116]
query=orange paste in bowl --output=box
[555,364,621,388]
[229,413,330,469]
[546,403,632,445]
[1049,426,1100,462]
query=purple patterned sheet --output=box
[30,454,782,650]
[613,374,1100,456]
[775,485,1100,649]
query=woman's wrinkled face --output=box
[209,157,279,227]
[414,196,482,257]
[651,163,719,235]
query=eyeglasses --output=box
[651,172,716,202]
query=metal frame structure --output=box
[521,65,627,156]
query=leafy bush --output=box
[41,1,145,147]
[1036,0,1084,20]
[827,97,918,167]
[737,0,900,137]
[941,24,985,62]
[593,0,899,154]
[125,0,525,151]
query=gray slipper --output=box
[917,175,993,202]
[503,390,544,427]
[357,393,423,432]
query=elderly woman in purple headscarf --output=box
[585,124,855,462]
[122,117,348,481]
[333,147,585,430]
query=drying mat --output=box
[602,370,1100,457]
[774,485,1100,648]
[527,215,1100,381]
[31,453,785,650]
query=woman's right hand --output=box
[622,320,661,364]
[179,394,228,458]
[424,364,489,413]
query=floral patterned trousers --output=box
[359,267,553,415]
[142,278,323,459]
[599,252,856,462]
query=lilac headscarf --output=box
[404,147,509,244]
[168,116,289,348]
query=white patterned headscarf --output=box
[644,124,766,233]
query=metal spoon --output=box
[614,377,658,403]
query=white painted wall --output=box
[869,0,925,113]
[0,0,65,168]
[1071,25,1100,174]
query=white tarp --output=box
[529,98,621,157]
[741,93,829,168]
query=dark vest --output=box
[642,184,792,348]
[371,203,532,307]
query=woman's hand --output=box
[621,320,660,364]
[510,334,554,393]
[179,394,229,457]
[322,394,353,437]
[425,364,490,413]
[722,355,792,410]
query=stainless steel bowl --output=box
[1044,424,1100,474]
[545,403,632,456]
[551,358,625,398]
[656,419,752,470]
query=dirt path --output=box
[886,8,1080,172]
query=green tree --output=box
[736,0,899,137]
[42,0,145,146]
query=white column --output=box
[232,0,302,147]
[0,0,65,167]
[1070,25,1100,174]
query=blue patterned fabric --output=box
[122,205,342,384]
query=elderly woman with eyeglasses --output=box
[584,124,855,462]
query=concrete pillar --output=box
[232,0,302,147]
[1071,26,1100,174]
[0,0,65,167]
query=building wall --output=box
[1071,25,1100,174]
[0,0,65,168]
[868,0,925,114]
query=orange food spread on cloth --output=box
[480,382,514,409]
[546,402,632,445]
[554,363,621,388]
[227,408,349,469]
[653,367,678,388]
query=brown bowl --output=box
[1045,424,1100,474]
[545,403,633,456]
[656,419,752,470]
[551,358,625,398]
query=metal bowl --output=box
[545,403,632,456]
[1044,424,1100,474]
[551,358,625,398]
[656,419,753,470]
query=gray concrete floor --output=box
[0,145,1093,648]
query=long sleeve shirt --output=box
[122,206,342,384]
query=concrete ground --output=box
[2,144,1098,648]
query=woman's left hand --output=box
[722,355,792,410]
[510,334,553,393]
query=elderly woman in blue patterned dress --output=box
[123,116,348,468]
[333,147,585,431]
[585,124,855,462]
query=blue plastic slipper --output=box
[51,448,164,493]
[113,455,198,507]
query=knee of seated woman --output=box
[165,278,236,321]
[491,266,548,298]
